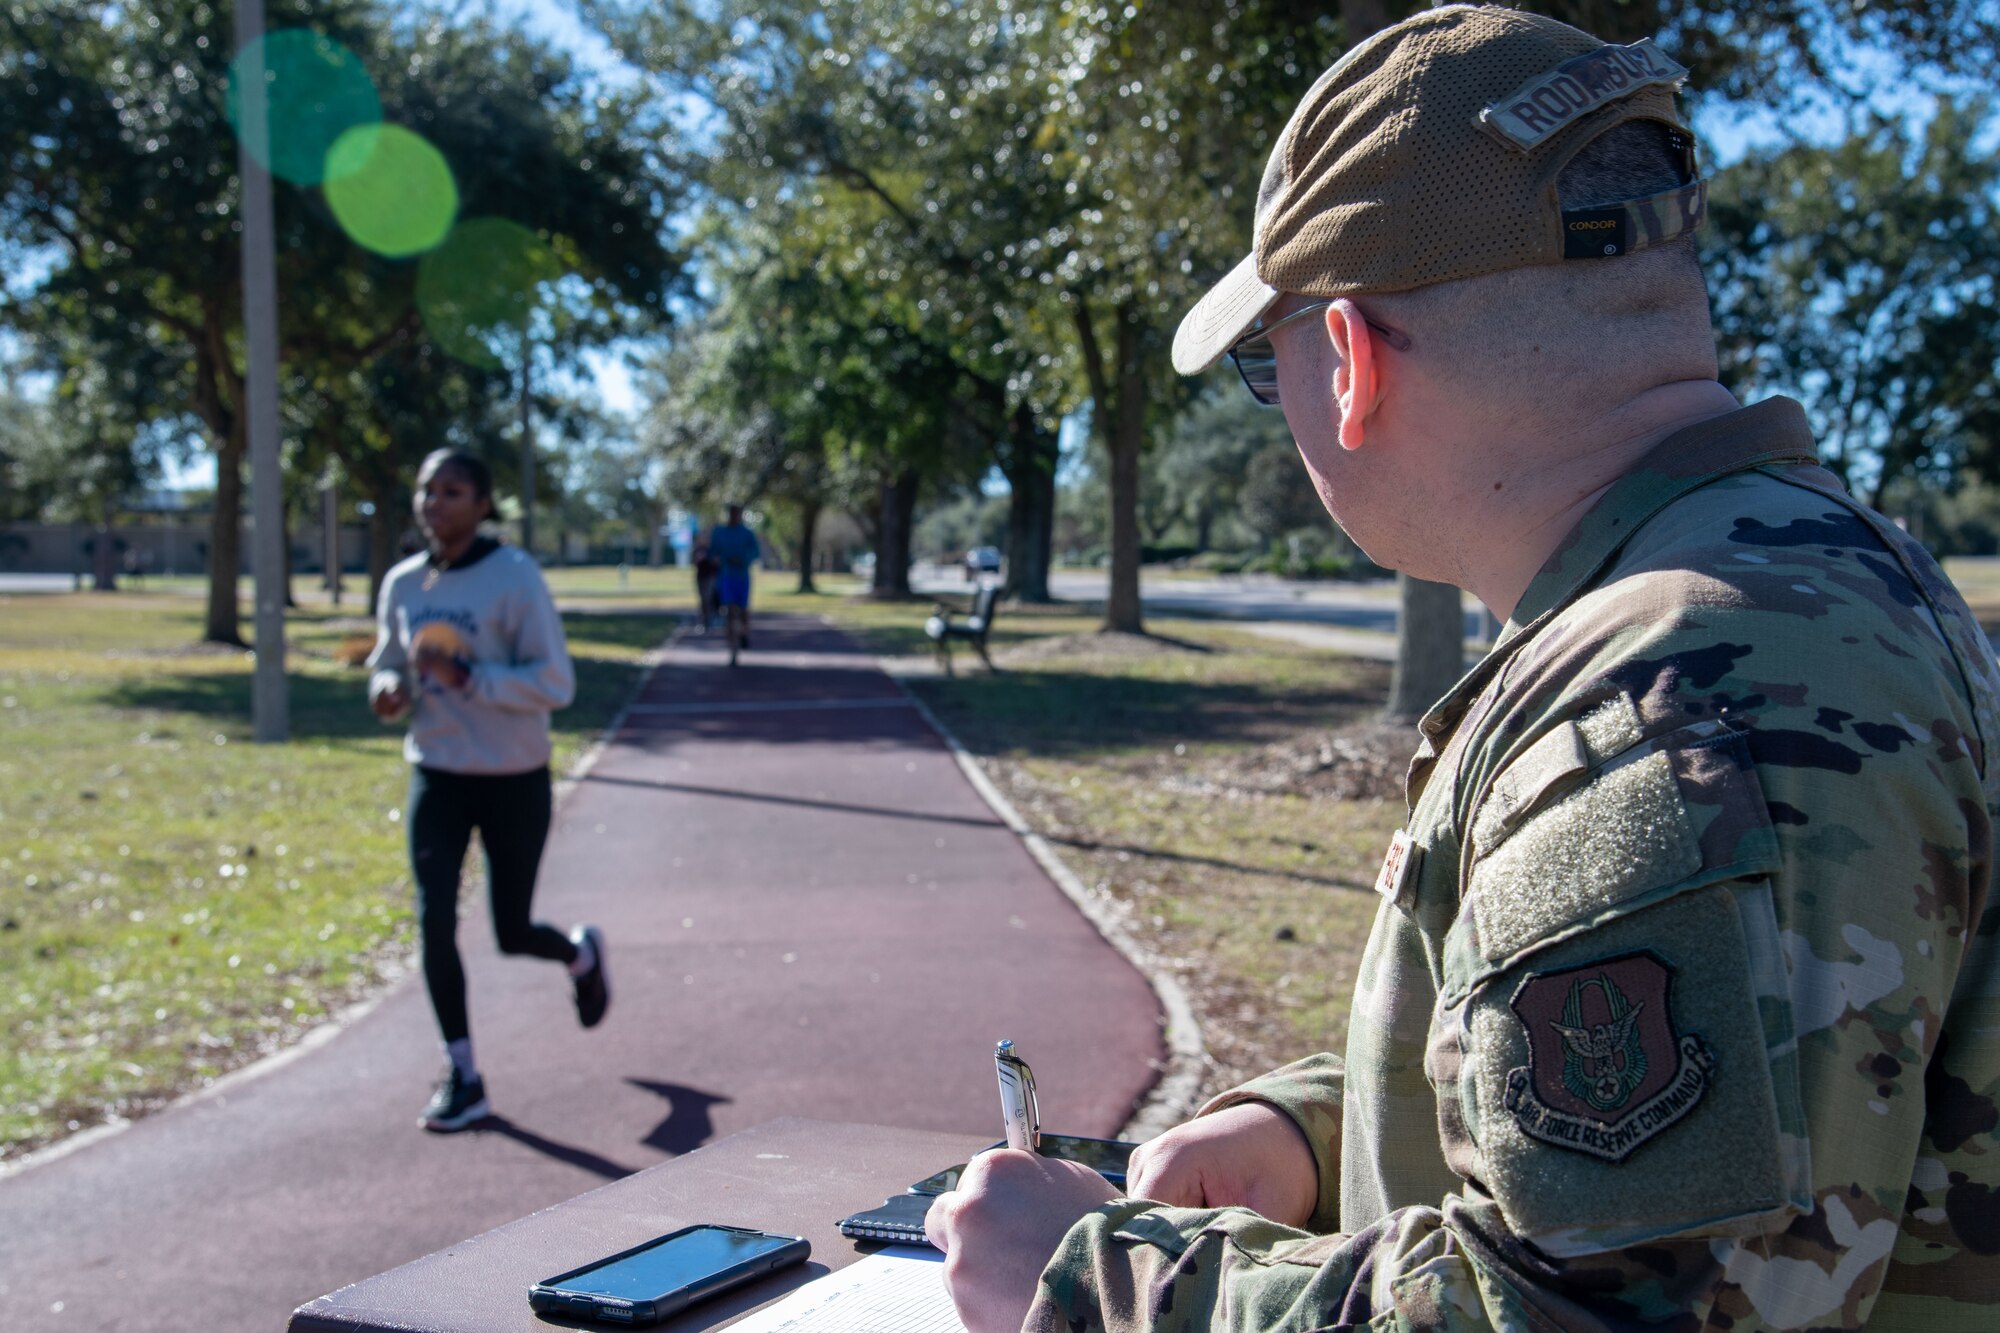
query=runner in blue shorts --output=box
[705,504,760,664]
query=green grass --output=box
[1942,557,2000,635]
[0,584,669,1159]
[1031,763,1397,1093]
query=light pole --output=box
[235,0,288,741]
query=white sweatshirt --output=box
[365,538,575,775]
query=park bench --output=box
[925,583,1001,673]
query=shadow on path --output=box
[472,1117,639,1181]
[1042,834,1375,892]
[628,1080,732,1157]
[580,772,1007,831]
[917,667,1387,759]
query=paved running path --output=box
[0,612,1163,1332]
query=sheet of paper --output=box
[726,1249,965,1333]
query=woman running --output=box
[366,449,610,1133]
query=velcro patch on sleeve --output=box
[1462,885,1797,1253]
[1471,747,1701,966]
[1478,39,1690,151]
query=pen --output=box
[995,1039,1040,1152]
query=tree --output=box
[591,0,1080,602]
[586,1,1349,619]
[1240,443,1325,551]
[981,1,1353,632]
[0,370,59,523]
[639,209,972,598]
[1093,0,1995,680]
[5,0,396,639]
[1,1,681,639]
[1155,391,1294,552]
[586,0,1996,657]
[1703,100,2000,509]
[0,353,171,587]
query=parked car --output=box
[962,545,1002,581]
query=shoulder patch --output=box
[1503,950,1713,1162]
[1478,39,1689,151]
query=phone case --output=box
[835,1192,936,1246]
[528,1224,809,1326]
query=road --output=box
[912,564,1497,661]
[0,573,83,593]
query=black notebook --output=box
[838,1134,1140,1247]
[835,1191,936,1246]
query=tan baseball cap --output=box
[1172,4,1703,375]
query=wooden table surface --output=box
[288,1118,991,1332]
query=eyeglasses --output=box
[1227,301,1411,407]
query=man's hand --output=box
[1124,1101,1319,1227]
[926,1150,1119,1333]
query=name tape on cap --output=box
[1478,39,1689,152]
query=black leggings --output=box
[408,765,576,1045]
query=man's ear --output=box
[1325,299,1386,452]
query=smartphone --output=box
[905,1132,1141,1195]
[528,1223,810,1326]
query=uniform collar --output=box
[1404,396,1821,801]
[1505,396,1820,632]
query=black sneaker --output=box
[571,924,609,1029]
[420,1066,490,1133]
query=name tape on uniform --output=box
[1375,829,1422,908]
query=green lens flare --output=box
[416,219,564,368]
[323,125,460,258]
[226,30,381,187]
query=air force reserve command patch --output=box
[1478,38,1689,151]
[1503,950,1714,1162]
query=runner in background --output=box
[692,533,721,631]
[705,503,760,665]
[366,449,611,1133]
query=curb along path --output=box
[0,611,1164,1333]
[889,676,1206,1141]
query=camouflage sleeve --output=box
[1191,1054,1343,1233]
[1027,1198,1554,1331]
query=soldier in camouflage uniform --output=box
[926,7,2000,1330]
